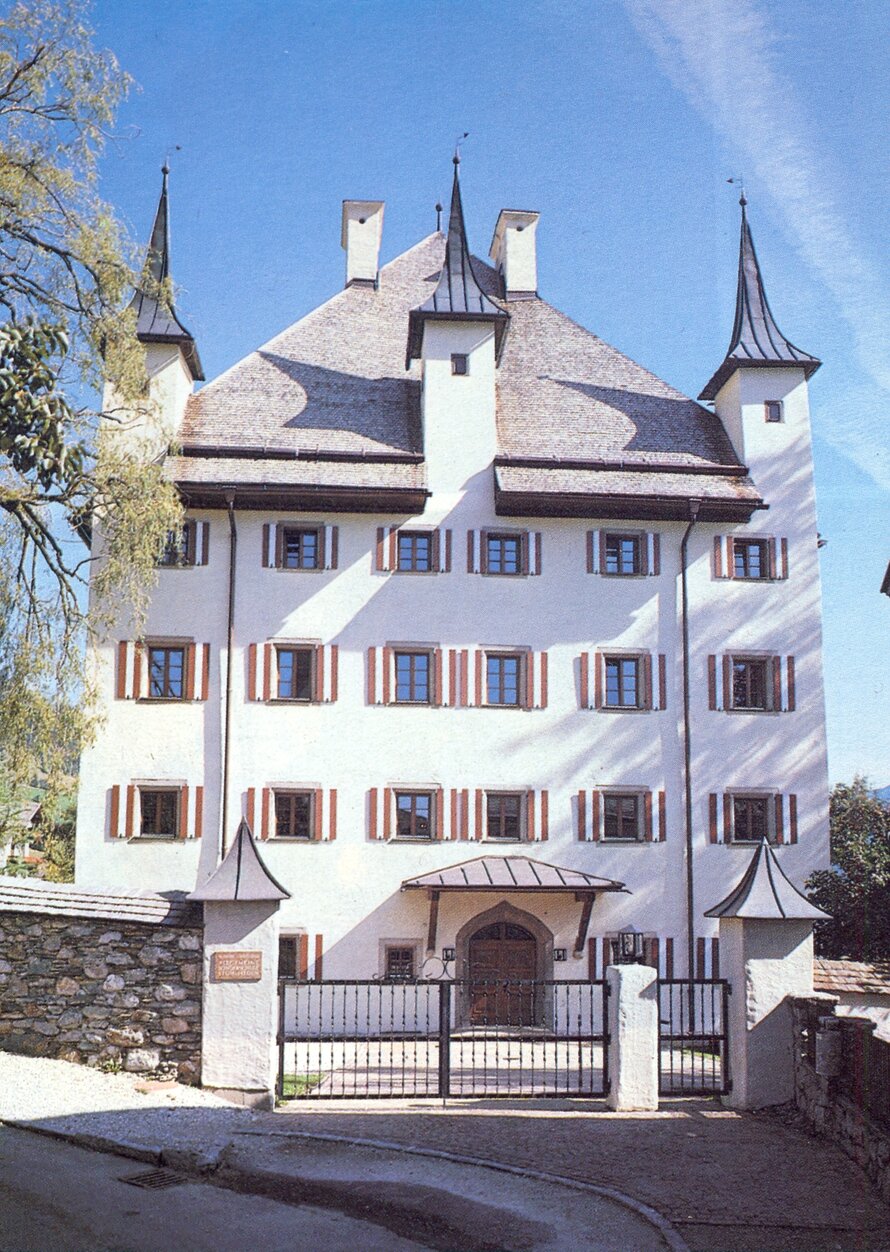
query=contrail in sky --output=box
[624,0,890,491]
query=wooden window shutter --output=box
[430,529,441,573]
[133,643,143,700]
[713,535,724,579]
[774,794,784,844]
[314,935,324,981]
[524,652,534,710]
[593,651,603,709]
[444,528,453,572]
[789,794,798,844]
[474,649,483,707]
[367,647,376,705]
[598,533,608,576]
[707,655,717,710]
[313,788,323,841]
[786,656,796,712]
[263,643,273,701]
[329,644,339,703]
[178,786,189,840]
[383,787,392,840]
[539,652,549,709]
[722,655,732,711]
[368,788,379,840]
[646,937,660,973]
[588,937,598,981]
[328,789,337,841]
[387,527,397,571]
[480,530,489,575]
[248,643,258,701]
[772,656,782,712]
[185,643,197,701]
[780,537,789,580]
[475,789,484,840]
[658,654,667,710]
[184,521,197,566]
[262,523,271,567]
[577,789,586,841]
[460,788,469,840]
[433,648,444,707]
[314,644,325,703]
[459,650,469,708]
[466,530,475,573]
[436,789,444,841]
[116,642,128,699]
[540,790,549,841]
[376,527,386,572]
[329,526,339,570]
[580,652,590,710]
[658,791,666,842]
[261,787,271,840]
[199,521,210,565]
[768,537,778,580]
[641,534,651,577]
[200,644,210,701]
[274,524,285,569]
[708,794,718,844]
[651,533,661,576]
[525,790,535,842]
[533,531,543,575]
[382,646,392,705]
[644,792,653,842]
[109,785,121,839]
[723,794,732,844]
[591,790,601,842]
[642,654,653,710]
[194,787,204,840]
[125,785,136,838]
[586,531,595,574]
[449,789,458,841]
[246,787,256,832]
[298,934,310,980]
[448,650,457,707]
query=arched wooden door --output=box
[468,921,538,1026]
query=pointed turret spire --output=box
[704,838,829,920]
[406,156,508,366]
[130,165,204,381]
[699,198,819,401]
[188,819,290,902]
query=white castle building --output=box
[75,161,829,993]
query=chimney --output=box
[489,210,540,299]
[341,200,384,287]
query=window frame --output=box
[393,649,433,705]
[157,520,196,569]
[278,935,299,979]
[137,786,180,840]
[485,650,525,708]
[485,790,526,842]
[602,792,643,842]
[732,538,769,581]
[728,792,775,844]
[729,655,771,712]
[764,400,783,423]
[272,789,315,840]
[451,353,469,377]
[484,531,525,577]
[278,525,322,571]
[393,790,436,841]
[382,943,420,982]
[603,655,643,710]
[274,645,316,703]
[396,531,434,574]
[603,532,643,577]
[147,644,187,701]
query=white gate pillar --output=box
[606,962,659,1111]
[189,819,290,1110]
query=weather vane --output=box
[727,175,746,206]
[453,131,469,164]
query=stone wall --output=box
[0,910,202,1083]
[791,996,890,1206]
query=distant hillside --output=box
[876,785,890,804]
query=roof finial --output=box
[435,202,443,232]
[453,131,469,166]
[727,175,746,208]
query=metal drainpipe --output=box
[220,495,237,859]
[680,499,701,980]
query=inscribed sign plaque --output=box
[211,950,263,982]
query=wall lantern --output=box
[616,927,645,965]
[442,947,456,962]
[553,949,567,962]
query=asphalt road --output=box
[0,1124,429,1252]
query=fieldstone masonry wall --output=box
[791,996,890,1206]
[0,910,202,1083]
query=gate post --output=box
[606,963,659,1111]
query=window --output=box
[276,647,315,701]
[604,656,640,708]
[603,794,641,841]
[731,658,769,710]
[139,788,179,839]
[732,539,768,580]
[451,353,469,376]
[486,792,523,841]
[764,400,783,423]
[385,946,417,981]
[148,646,185,699]
[731,795,770,843]
[486,533,522,575]
[158,523,194,568]
[278,936,298,979]
[486,652,522,706]
[603,534,641,576]
[394,651,431,703]
[397,532,432,572]
[274,791,314,839]
[395,792,434,840]
[280,527,320,570]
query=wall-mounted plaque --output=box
[211,950,263,982]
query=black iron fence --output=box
[277,977,609,1100]
[658,977,731,1095]
[837,1018,890,1130]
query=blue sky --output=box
[91,0,889,785]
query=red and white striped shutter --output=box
[658,791,667,842]
[642,653,653,710]
[722,655,732,711]
[449,789,458,841]
[245,787,256,831]
[442,528,453,573]
[642,533,652,577]
[780,538,789,580]
[435,789,444,841]
[262,522,276,568]
[707,655,718,710]
[644,792,653,842]
[524,651,535,710]
[537,652,549,709]
[108,785,121,838]
[772,656,782,712]
[774,794,784,844]
[598,532,608,576]
[382,787,392,841]
[313,788,323,842]
[576,790,587,841]
[178,786,189,840]
[539,790,549,841]
[194,786,204,840]
[263,643,273,702]
[474,789,484,840]
[447,649,458,707]
[467,529,482,574]
[133,642,145,700]
[525,790,536,842]
[651,532,661,576]
[261,787,271,840]
[786,656,796,712]
[474,649,483,707]
[459,789,469,840]
[185,643,197,701]
[328,644,339,703]
[593,651,603,709]
[192,520,210,565]
[591,790,601,842]
[768,537,778,580]
[708,794,718,844]
[387,526,398,572]
[313,644,325,703]
[115,641,129,699]
[657,654,667,711]
[723,794,732,845]
[298,935,310,980]
[382,646,392,705]
[367,647,377,705]
[368,788,379,840]
[579,652,590,710]
[375,527,386,572]
[323,525,339,570]
[713,535,725,579]
[200,644,210,701]
[433,648,444,707]
[586,531,596,574]
[328,789,337,841]
[459,649,469,708]
[530,531,542,575]
[125,784,136,838]
[247,643,258,701]
[789,794,798,844]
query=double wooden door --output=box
[468,921,538,1026]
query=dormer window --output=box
[764,400,783,423]
[451,353,469,376]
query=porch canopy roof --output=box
[401,855,627,956]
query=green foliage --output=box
[41,793,76,881]
[807,777,890,960]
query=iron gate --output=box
[277,978,609,1100]
[658,978,731,1095]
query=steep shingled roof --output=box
[175,232,761,515]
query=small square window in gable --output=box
[451,353,469,376]
[764,400,783,423]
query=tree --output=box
[0,2,183,827]
[807,777,890,960]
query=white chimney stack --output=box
[489,209,540,299]
[341,200,385,288]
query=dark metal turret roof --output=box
[406,158,508,366]
[699,200,819,401]
[188,818,290,902]
[130,166,204,381]
[704,838,829,920]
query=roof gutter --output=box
[220,495,237,860]
[680,498,701,979]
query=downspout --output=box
[220,495,237,859]
[680,499,701,979]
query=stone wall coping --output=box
[0,877,201,928]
